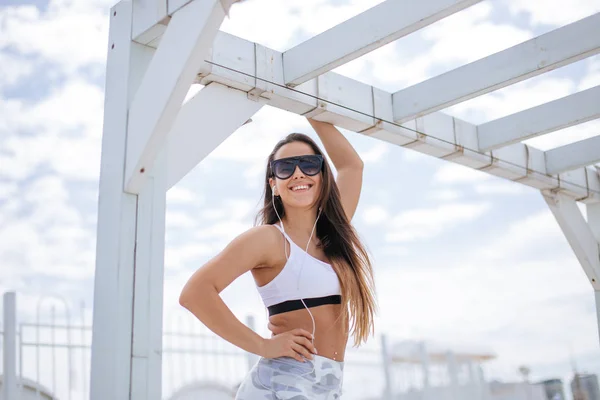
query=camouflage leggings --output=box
[235,354,344,399]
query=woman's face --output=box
[269,141,323,210]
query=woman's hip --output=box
[235,354,344,399]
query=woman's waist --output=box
[267,308,348,361]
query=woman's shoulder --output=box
[243,223,281,241]
[252,223,287,268]
[243,223,285,248]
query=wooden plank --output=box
[130,151,167,400]
[392,13,600,123]
[90,2,138,398]
[196,31,600,204]
[125,0,226,194]
[166,83,263,189]
[132,0,167,44]
[545,135,600,174]
[589,202,600,243]
[478,86,600,151]
[283,0,483,86]
[542,190,600,290]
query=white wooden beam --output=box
[125,0,228,194]
[589,202,600,243]
[130,151,167,400]
[545,135,600,175]
[91,2,138,398]
[195,32,600,204]
[93,3,174,398]
[166,83,263,189]
[478,86,600,151]
[282,0,483,87]
[392,12,600,123]
[132,0,168,45]
[542,190,600,290]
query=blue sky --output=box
[1,0,600,398]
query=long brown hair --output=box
[253,133,377,347]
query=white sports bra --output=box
[256,222,342,316]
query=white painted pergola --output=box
[90,0,600,398]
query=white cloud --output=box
[524,119,600,151]
[167,186,202,204]
[375,245,410,259]
[470,209,574,264]
[360,142,389,163]
[165,242,214,271]
[337,2,533,90]
[166,210,199,229]
[433,162,490,185]
[375,209,595,377]
[384,202,492,243]
[223,0,386,51]
[503,0,600,26]
[447,77,575,124]
[0,51,35,91]
[361,205,389,225]
[426,188,462,201]
[208,107,302,163]
[421,3,532,68]
[0,2,109,72]
[474,181,526,195]
[0,180,18,201]
[0,79,104,181]
[0,176,95,283]
[579,56,600,91]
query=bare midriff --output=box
[267,304,349,362]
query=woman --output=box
[179,118,377,399]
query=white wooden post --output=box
[130,150,167,399]
[89,2,138,398]
[92,1,250,398]
[90,3,166,399]
[3,292,17,400]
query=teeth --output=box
[292,185,310,191]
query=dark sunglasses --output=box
[270,154,324,180]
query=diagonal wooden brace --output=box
[125,0,228,194]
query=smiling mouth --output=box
[290,185,312,193]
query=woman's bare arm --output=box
[179,225,276,356]
[307,118,364,221]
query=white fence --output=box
[1,291,495,400]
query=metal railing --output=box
[2,291,492,400]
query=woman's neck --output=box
[281,208,320,239]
